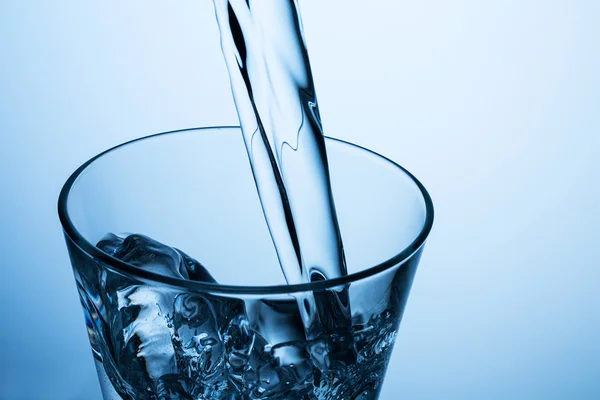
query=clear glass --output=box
[59,127,433,400]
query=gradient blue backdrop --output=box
[1,1,599,399]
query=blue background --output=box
[1,1,599,398]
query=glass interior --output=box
[60,127,433,291]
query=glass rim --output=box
[58,126,434,295]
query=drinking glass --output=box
[58,127,433,399]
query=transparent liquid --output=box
[211,0,351,340]
[85,2,388,398]
[88,234,399,400]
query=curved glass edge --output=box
[58,126,434,295]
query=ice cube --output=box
[246,298,306,366]
[171,293,226,383]
[97,233,216,282]
[223,300,318,398]
[95,233,218,399]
